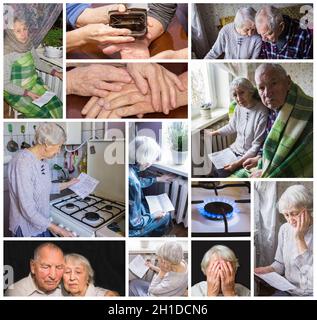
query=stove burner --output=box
[104,205,113,211]
[84,212,100,221]
[83,197,92,202]
[66,203,75,209]
[203,201,233,220]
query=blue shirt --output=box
[129,165,156,229]
[66,3,91,28]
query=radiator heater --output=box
[164,178,188,227]
[37,71,63,101]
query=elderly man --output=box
[5,243,64,296]
[234,63,312,178]
[255,5,313,59]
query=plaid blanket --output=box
[233,82,313,178]
[4,51,62,118]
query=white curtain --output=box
[191,3,209,58]
[254,182,281,267]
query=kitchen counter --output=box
[50,187,74,201]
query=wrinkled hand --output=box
[28,91,41,101]
[295,209,311,241]
[242,156,260,170]
[54,71,63,80]
[250,169,262,178]
[102,39,150,59]
[224,161,240,172]
[156,174,175,183]
[254,266,274,274]
[76,4,126,27]
[219,261,236,296]
[67,65,131,97]
[206,130,218,137]
[105,290,120,297]
[82,23,135,46]
[206,261,221,296]
[127,63,185,114]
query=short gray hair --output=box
[129,136,161,165]
[34,123,66,146]
[230,77,257,100]
[278,185,313,215]
[255,63,288,82]
[64,253,95,284]
[33,242,64,261]
[234,7,256,30]
[156,241,184,265]
[201,245,239,275]
[255,5,283,31]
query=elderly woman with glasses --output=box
[8,123,78,237]
[204,7,262,59]
[255,185,313,296]
[192,245,250,296]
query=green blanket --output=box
[233,82,313,178]
[4,51,62,118]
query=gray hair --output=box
[156,241,184,265]
[34,123,66,146]
[201,245,239,275]
[33,242,63,261]
[234,7,256,30]
[255,63,288,82]
[230,77,257,100]
[278,185,313,215]
[64,253,95,284]
[129,136,161,165]
[255,5,284,31]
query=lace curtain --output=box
[4,3,62,47]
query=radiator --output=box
[165,178,188,227]
[37,71,63,101]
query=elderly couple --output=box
[209,63,313,178]
[206,5,313,59]
[5,243,119,297]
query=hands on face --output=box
[294,209,311,240]
[206,260,236,296]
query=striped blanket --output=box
[233,82,313,178]
[4,51,62,118]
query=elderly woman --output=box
[205,7,262,59]
[209,77,268,177]
[4,18,62,118]
[192,245,250,296]
[255,185,313,296]
[130,241,188,296]
[8,123,78,237]
[62,253,119,296]
[129,136,173,237]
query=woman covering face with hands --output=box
[255,185,313,296]
[192,245,250,296]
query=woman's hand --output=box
[206,261,221,296]
[105,290,120,297]
[59,178,80,191]
[67,65,132,97]
[254,266,274,274]
[126,63,185,114]
[49,224,74,237]
[250,169,262,178]
[27,91,41,101]
[224,161,241,172]
[150,48,188,59]
[54,71,63,80]
[242,156,260,170]
[206,130,219,137]
[156,174,175,183]
[152,211,165,220]
[295,209,311,241]
[219,261,236,296]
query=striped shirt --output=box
[8,149,60,237]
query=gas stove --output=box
[191,182,250,236]
[50,194,125,237]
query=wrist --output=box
[75,8,93,28]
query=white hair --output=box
[64,253,95,284]
[234,7,256,30]
[230,77,256,99]
[278,185,313,215]
[34,123,66,146]
[201,245,239,275]
[255,5,284,30]
[33,242,63,261]
[156,241,184,265]
[255,63,288,82]
[129,136,161,165]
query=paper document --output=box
[208,148,238,169]
[69,173,99,199]
[32,91,56,107]
[145,193,175,215]
[129,255,149,278]
[255,272,297,291]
